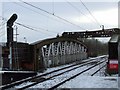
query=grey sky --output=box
[0,0,119,43]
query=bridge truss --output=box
[32,37,87,71]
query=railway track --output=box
[17,56,107,89]
[91,64,106,76]
[1,55,107,90]
[48,60,107,90]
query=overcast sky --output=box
[0,0,119,43]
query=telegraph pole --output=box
[7,14,18,70]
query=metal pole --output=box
[118,1,120,77]
[118,41,120,77]
[96,39,98,56]
[0,45,2,70]
[14,25,19,70]
[9,43,12,70]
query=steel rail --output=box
[91,64,106,76]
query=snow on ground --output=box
[37,58,93,75]
[37,58,104,76]
[15,57,118,89]
[15,62,91,88]
[59,76,118,88]
[44,62,76,73]
[119,77,120,89]
[29,60,118,88]
[81,61,106,76]
[29,65,91,88]
[36,62,78,76]
[37,56,104,75]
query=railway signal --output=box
[7,14,17,46]
[7,14,18,70]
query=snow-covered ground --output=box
[16,61,118,89]
[29,63,118,89]
[59,76,118,88]
[13,57,118,89]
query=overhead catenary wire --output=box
[0,16,56,42]
[19,0,87,30]
[15,22,54,36]
[12,2,73,31]
[80,0,101,26]
[11,0,79,30]
[66,1,100,27]
[12,2,67,25]
[52,0,55,15]
[0,16,59,36]
[17,23,59,34]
